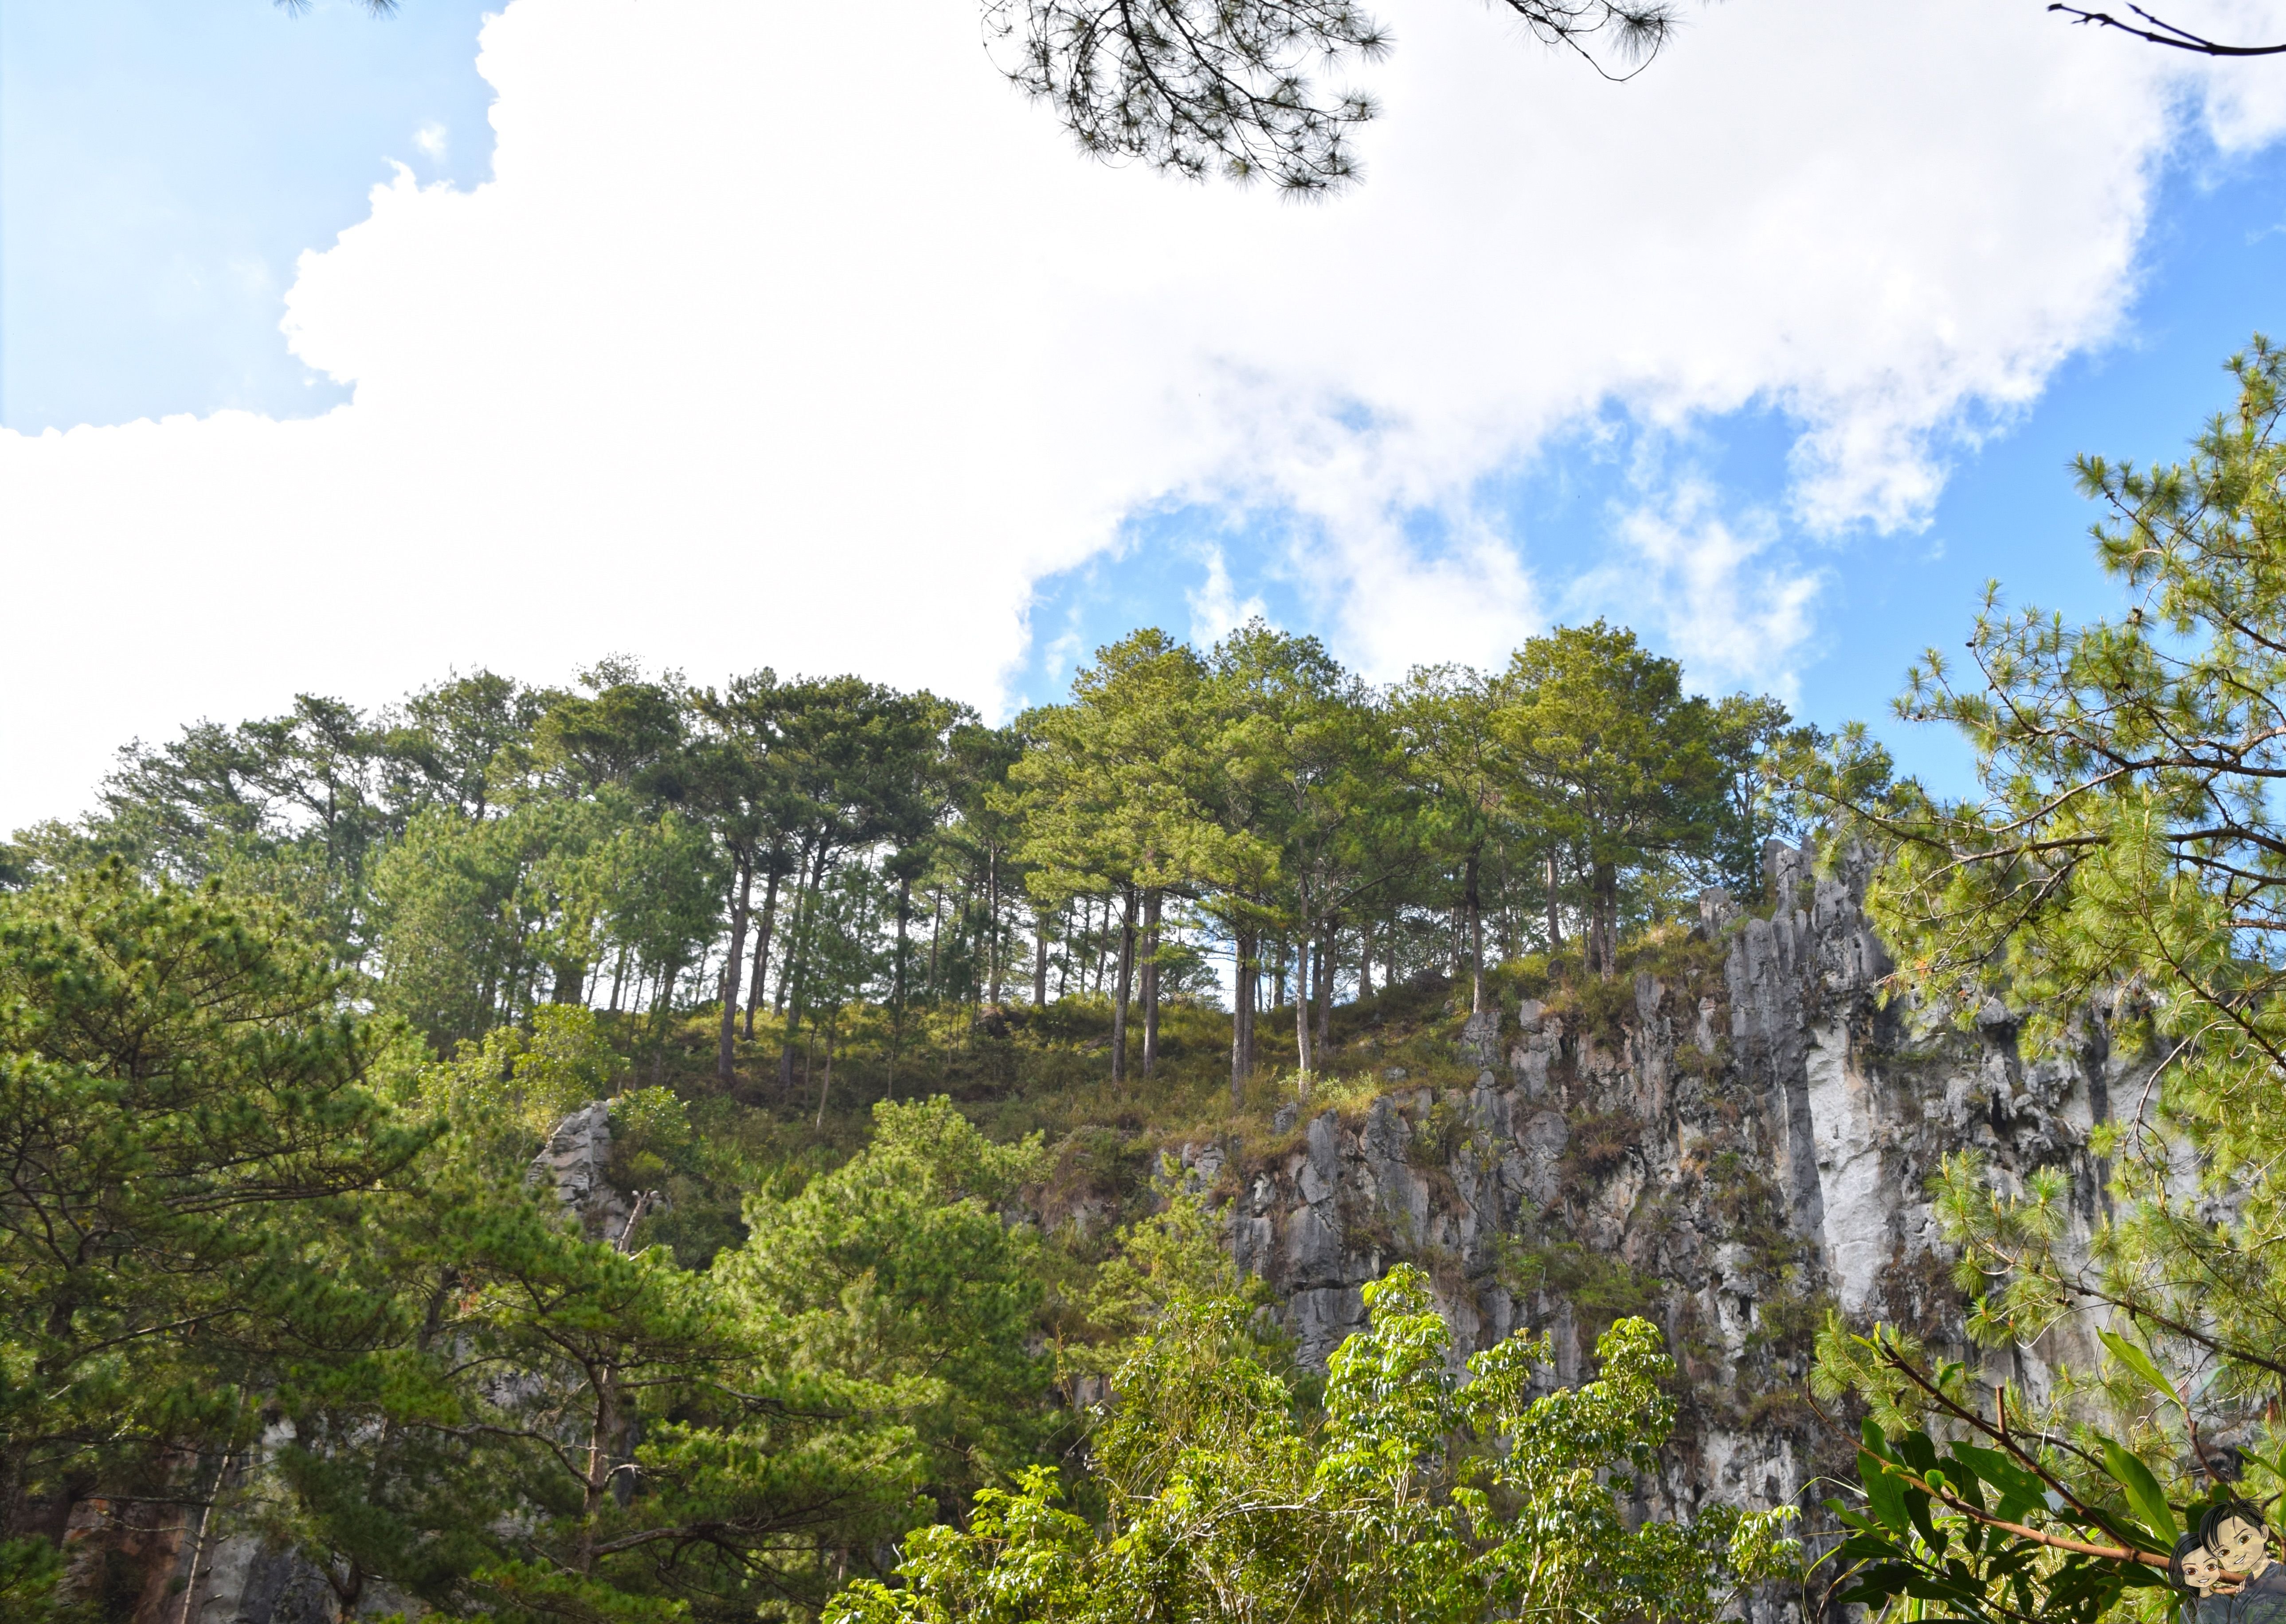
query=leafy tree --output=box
[533,670,693,801]
[723,1098,1057,1515]
[1706,692,1824,899]
[1809,1324,2204,1624]
[1813,341,2286,1624]
[769,679,962,1090]
[0,865,429,1575]
[692,670,798,1085]
[830,1265,1796,1624]
[39,695,398,960]
[1499,622,1728,977]
[1396,665,1513,1011]
[936,722,1029,1015]
[1010,631,1220,1083]
[379,668,557,823]
[418,1001,626,1142]
[127,1088,1050,1624]
[369,800,545,1043]
[796,862,895,1123]
[1241,629,1396,1076]
[1205,621,1399,1086]
[251,1152,916,1623]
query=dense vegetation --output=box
[17,345,2286,1622]
[0,621,1814,1620]
[4,617,1816,1115]
[0,875,1797,1623]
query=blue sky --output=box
[5,0,2285,828]
[1014,141,2286,787]
[1,0,497,430]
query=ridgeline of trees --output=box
[20,344,2286,1624]
[5,620,1820,1115]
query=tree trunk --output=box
[986,847,1003,1006]
[1545,848,1565,953]
[1109,887,1136,1084]
[1292,888,1313,1075]
[1591,859,1617,979]
[648,957,679,1085]
[1464,852,1485,1013]
[1140,888,1161,1077]
[955,874,977,1014]
[775,836,819,1016]
[1229,928,1256,1110]
[551,955,587,1005]
[716,855,753,1084]
[889,875,911,1100]
[578,1367,621,1576]
[607,945,629,1014]
[1033,910,1049,1007]
[746,859,782,1039]
[1358,916,1373,1001]
[779,843,831,1086]
[1055,901,1071,999]
[814,1016,835,1127]
[1315,921,1334,1059]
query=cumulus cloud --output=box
[1,0,2273,827]
[1187,546,1272,648]
[1590,483,1823,703]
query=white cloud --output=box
[1,0,2272,828]
[414,121,450,161]
[1187,545,1271,648]
[1589,482,1824,703]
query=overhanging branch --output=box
[2049,3,2286,56]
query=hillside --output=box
[555,837,2121,1548]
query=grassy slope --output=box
[595,921,1735,1274]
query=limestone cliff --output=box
[1185,839,2132,1527]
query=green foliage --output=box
[723,1098,1060,1503]
[4,617,1835,1621]
[1810,1383,2194,1624]
[1812,342,2286,1624]
[1062,1175,1263,1373]
[829,1466,1096,1624]
[418,1001,624,1144]
[832,1265,1797,1624]
[0,864,432,1614]
[1498,621,1733,975]
[0,1538,62,1618]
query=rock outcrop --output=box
[528,1098,635,1242]
[160,1104,641,1623]
[1190,839,2134,1536]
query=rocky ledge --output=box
[1184,839,2134,1530]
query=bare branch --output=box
[2049,3,2286,57]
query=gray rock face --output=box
[181,1533,393,1624]
[1209,840,2133,1534]
[133,1102,638,1624]
[528,1098,632,1242]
